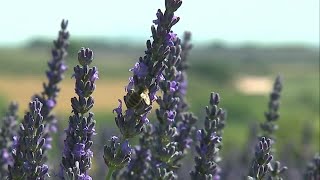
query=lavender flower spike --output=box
[8,99,48,180]
[0,102,18,178]
[190,92,226,180]
[60,48,97,180]
[258,75,287,179]
[120,37,184,179]
[260,75,283,141]
[304,153,320,180]
[33,19,69,154]
[146,37,184,179]
[173,32,198,154]
[247,137,273,180]
[104,0,183,178]
[114,0,182,139]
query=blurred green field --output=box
[0,41,319,159]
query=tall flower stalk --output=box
[261,75,287,179]
[190,92,226,180]
[304,153,320,180]
[60,48,98,179]
[103,0,183,178]
[8,99,48,180]
[173,31,198,158]
[32,19,69,154]
[247,137,273,180]
[0,102,19,178]
[124,34,211,179]
[260,75,283,141]
[148,37,183,179]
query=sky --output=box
[0,0,319,46]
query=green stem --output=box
[106,167,115,180]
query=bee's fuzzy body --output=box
[125,88,150,109]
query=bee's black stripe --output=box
[126,93,142,108]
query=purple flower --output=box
[213,174,221,180]
[179,78,188,95]
[121,140,132,155]
[46,99,56,109]
[183,138,193,149]
[130,62,148,78]
[8,99,48,179]
[126,77,135,92]
[109,1,183,178]
[1,150,9,159]
[103,136,132,170]
[169,81,179,92]
[113,100,123,115]
[157,73,165,82]
[31,19,69,159]
[248,137,273,179]
[191,93,225,179]
[12,136,18,148]
[0,102,18,177]
[61,48,96,179]
[149,85,159,102]
[90,68,99,82]
[152,9,162,25]
[44,136,52,149]
[165,110,176,122]
[78,174,93,180]
[141,113,150,124]
[73,143,86,158]
[59,63,68,72]
[165,31,177,46]
[196,130,203,141]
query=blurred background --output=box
[0,0,319,179]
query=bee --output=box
[125,86,151,109]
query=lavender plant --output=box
[60,47,98,179]
[304,154,320,180]
[247,137,273,180]
[146,37,184,179]
[119,124,154,179]
[260,75,283,141]
[32,19,69,155]
[0,1,318,180]
[190,92,226,180]
[8,99,48,180]
[103,0,183,178]
[0,102,18,178]
[173,32,198,155]
[256,75,287,179]
[120,31,196,180]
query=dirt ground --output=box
[0,76,127,115]
[235,76,273,95]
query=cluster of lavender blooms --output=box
[0,0,319,179]
[260,75,283,141]
[0,19,69,179]
[60,47,98,179]
[173,32,198,155]
[246,76,288,180]
[248,137,273,179]
[304,154,320,180]
[190,93,226,180]
[0,102,18,178]
[103,0,184,178]
[8,99,48,179]
[32,19,70,155]
[126,34,186,179]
